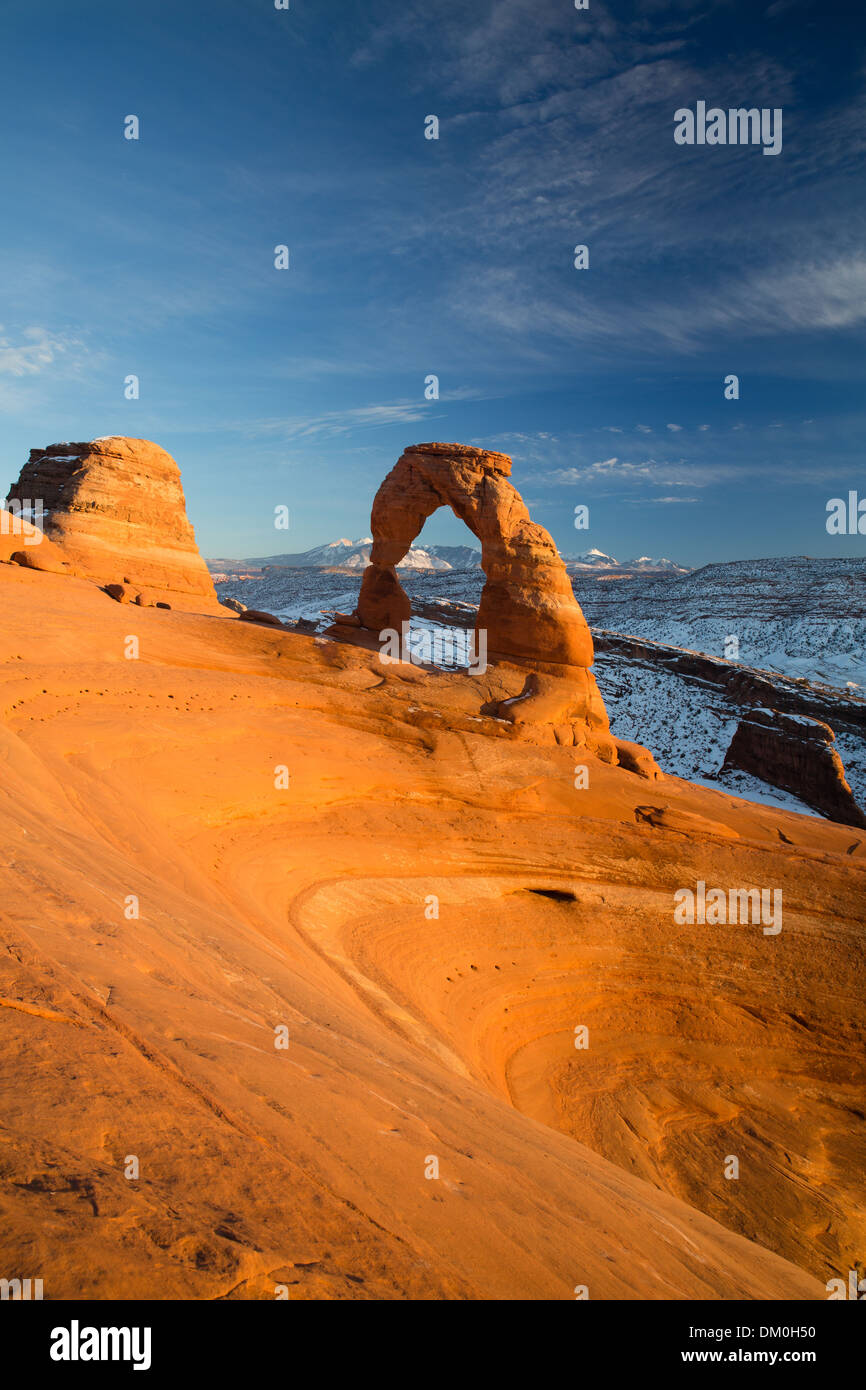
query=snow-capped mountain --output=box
[562,548,689,574]
[425,544,483,569]
[562,547,620,568]
[210,539,684,576]
[208,538,482,574]
[623,556,689,573]
[212,554,866,819]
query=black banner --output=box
[4,1298,860,1376]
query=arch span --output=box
[355,444,593,673]
[345,443,655,762]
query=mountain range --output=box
[562,547,688,573]
[208,539,688,576]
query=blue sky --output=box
[0,0,864,564]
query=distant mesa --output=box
[335,441,661,776]
[7,438,226,613]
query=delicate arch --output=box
[342,443,662,776]
[353,442,594,675]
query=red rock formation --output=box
[723,707,866,828]
[7,438,224,613]
[342,442,659,773]
[239,608,285,628]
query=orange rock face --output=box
[347,442,655,770]
[6,438,223,613]
[0,560,863,1299]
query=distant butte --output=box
[7,437,227,613]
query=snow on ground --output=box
[590,651,738,781]
[216,558,866,818]
[690,773,820,817]
[575,556,866,690]
[273,589,362,625]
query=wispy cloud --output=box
[0,326,83,377]
[342,1,866,371]
[447,253,866,363]
[238,401,436,442]
[545,456,700,486]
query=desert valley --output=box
[1,436,864,1303]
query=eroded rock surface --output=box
[1,559,862,1296]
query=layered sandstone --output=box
[6,438,224,613]
[342,442,652,768]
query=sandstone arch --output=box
[346,443,656,772]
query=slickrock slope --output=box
[340,443,656,774]
[7,438,224,613]
[0,560,863,1299]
